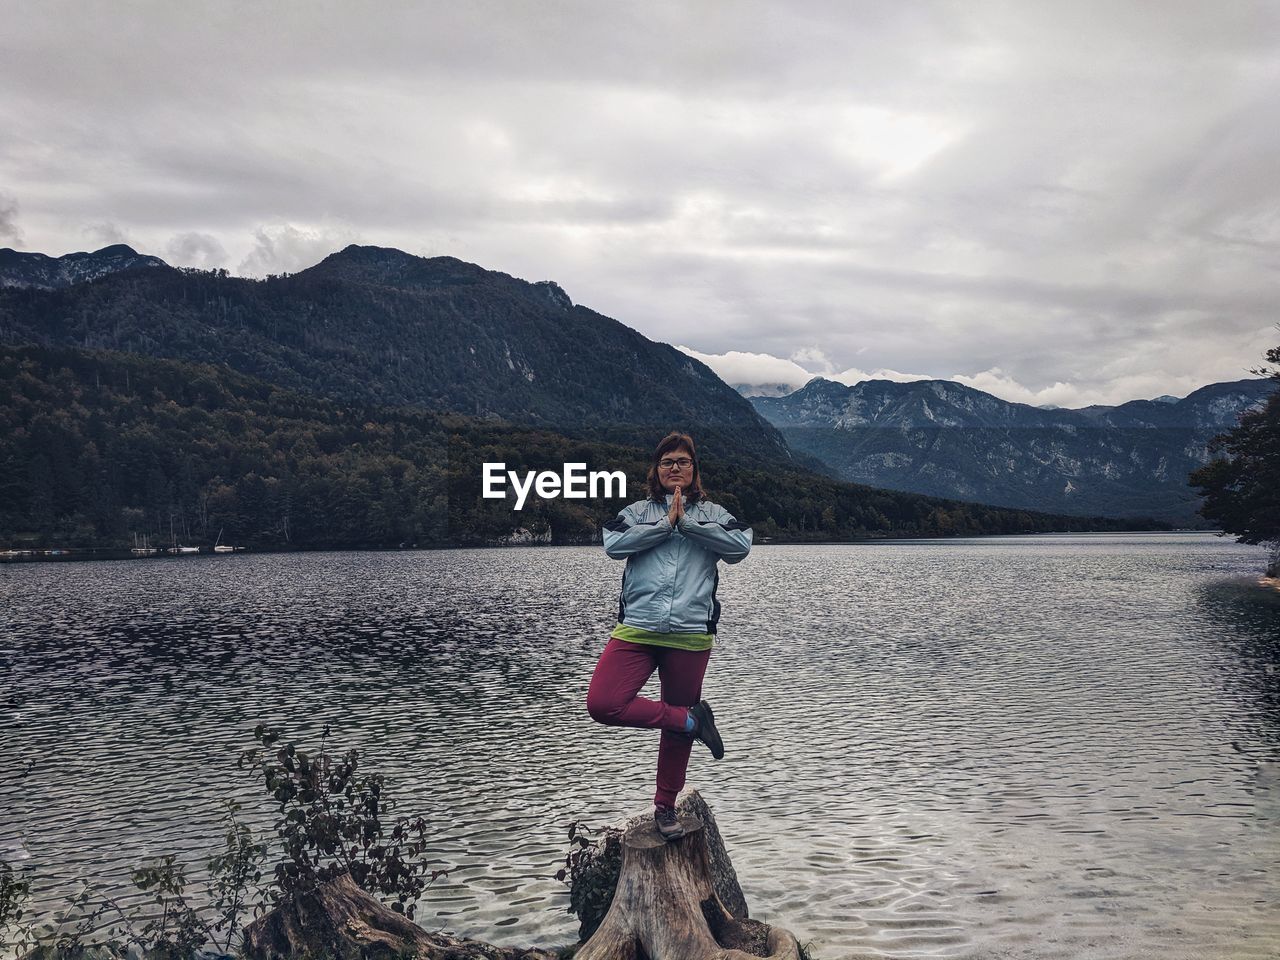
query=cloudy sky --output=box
[2,1,1277,406]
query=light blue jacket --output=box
[602,494,752,634]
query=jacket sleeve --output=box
[677,505,752,563]
[603,504,673,559]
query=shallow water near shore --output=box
[2,532,1278,959]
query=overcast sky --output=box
[2,1,1277,406]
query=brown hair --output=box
[646,432,704,503]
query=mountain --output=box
[0,343,1155,551]
[0,244,167,289]
[0,244,791,465]
[751,377,1276,525]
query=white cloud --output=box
[675,346,816,393]
[828,366,937,388]
[237,223,361,278]
[788,346,834,370]
[831,106,968,182]
[0,194,21,244]
[166,231,228,270]
[1,1,1275,405]
[680,344,948,396]
[82,221,127,247]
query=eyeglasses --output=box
[658,457,693,470]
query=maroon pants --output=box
[586,637,713,808]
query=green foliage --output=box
[21,873,184,959]
[0,255,791,462]
[555,820,622,942]
[1189,340,1280,576]
[22,880,129,957]
[206,800,269,953]
[0,858,34,954]
[6,726,436,958]
[2,801,265,959]
[0,344,453,550]
[128,856,210,959]
[117,800,266,957]
[0,343,1145,553]
[239,723,447,918]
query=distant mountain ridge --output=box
[0,244,792,465]
[2,342,1150,552]
[3,240,1258,524]
[0,244,167,289]
[752,376,1274,524]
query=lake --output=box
[2,532,1278,959]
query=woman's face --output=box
[657,446,695,494]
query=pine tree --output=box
[1189,338,1280,577]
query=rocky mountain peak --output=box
[92,243,142,258]
[0,244,167,290]
[296,247,574,314]
[532,280,572,310]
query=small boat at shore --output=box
[165,518,200,554]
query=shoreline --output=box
[0,529,1235,565]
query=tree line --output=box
[1,344,1161,552]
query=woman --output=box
[586,432,753,841]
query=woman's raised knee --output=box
[586,692,623,725]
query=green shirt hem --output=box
[610,622,714,651]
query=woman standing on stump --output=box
[587,432,753,841]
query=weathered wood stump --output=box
[575,816,801,960]
[569,788,749,941]
[241,872,558,960]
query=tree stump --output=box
[569,788,749,942]
[241,872,558,960]
[575,816,801,960]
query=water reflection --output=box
[1,533,1278,959]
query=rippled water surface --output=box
[2,533,1279,959]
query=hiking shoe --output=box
[654,805,685,841]
[688,700,724,760]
